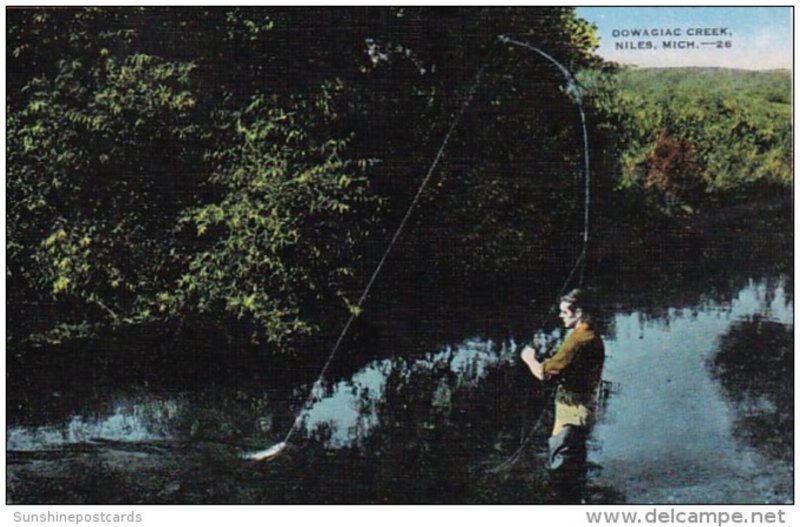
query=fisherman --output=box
[520,288,605,503]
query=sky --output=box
[575,6,792,70]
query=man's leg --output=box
[547,424,588,503]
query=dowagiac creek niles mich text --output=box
[610,26,733,51]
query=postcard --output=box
[5,5,793,521]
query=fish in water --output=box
[241,441,287,461]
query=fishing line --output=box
[487,35,592,473]
[242,63,488,462]
[244,36,591,466]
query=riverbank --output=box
[7,197,793,504]
[7,277,792,504]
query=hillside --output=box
[618,67,790,116]
[601,66,792,214]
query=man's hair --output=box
[560,288,588,316]
[561,288,606,330]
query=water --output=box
[7,399,180,450]
[302,339,510,448]
[592,279,793,504]
[7,274,792,504]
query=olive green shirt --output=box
[542,321,605,406]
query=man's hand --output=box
[521,345,545,380]
[520,345,537,365]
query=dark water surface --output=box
[7,219,794,504]
[592,279,793,503]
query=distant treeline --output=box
[6,7,792,358]
[586,67,791,216]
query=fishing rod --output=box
[242,63,489,462]
[243,36,591,466]
[498,34,590,247]
[487,35,592,473]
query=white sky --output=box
[577,6,793,70]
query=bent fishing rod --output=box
[243,35,591,464]
[489,35,592,473]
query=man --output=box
[520,288,605,502]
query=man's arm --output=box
[541,329,586,376]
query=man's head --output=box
[558,288,587,329]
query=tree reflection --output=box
[708,316,793,461]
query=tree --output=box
[645,132,704,212]
[7,7,602,356]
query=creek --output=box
[7,212,793,504]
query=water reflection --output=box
[6,277,793,504]
[709,316,793,462]
[302,339,513,447]
[591,277,793,504]
[7,400,181,451]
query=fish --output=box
[240,441,287,461]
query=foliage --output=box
[7,7,601,355]
[7,8,378,351]
[644,132,704,210]
[167,92,376,346]
[7,8,791,359]
[609,67,792,215]
[8,46,207,344]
